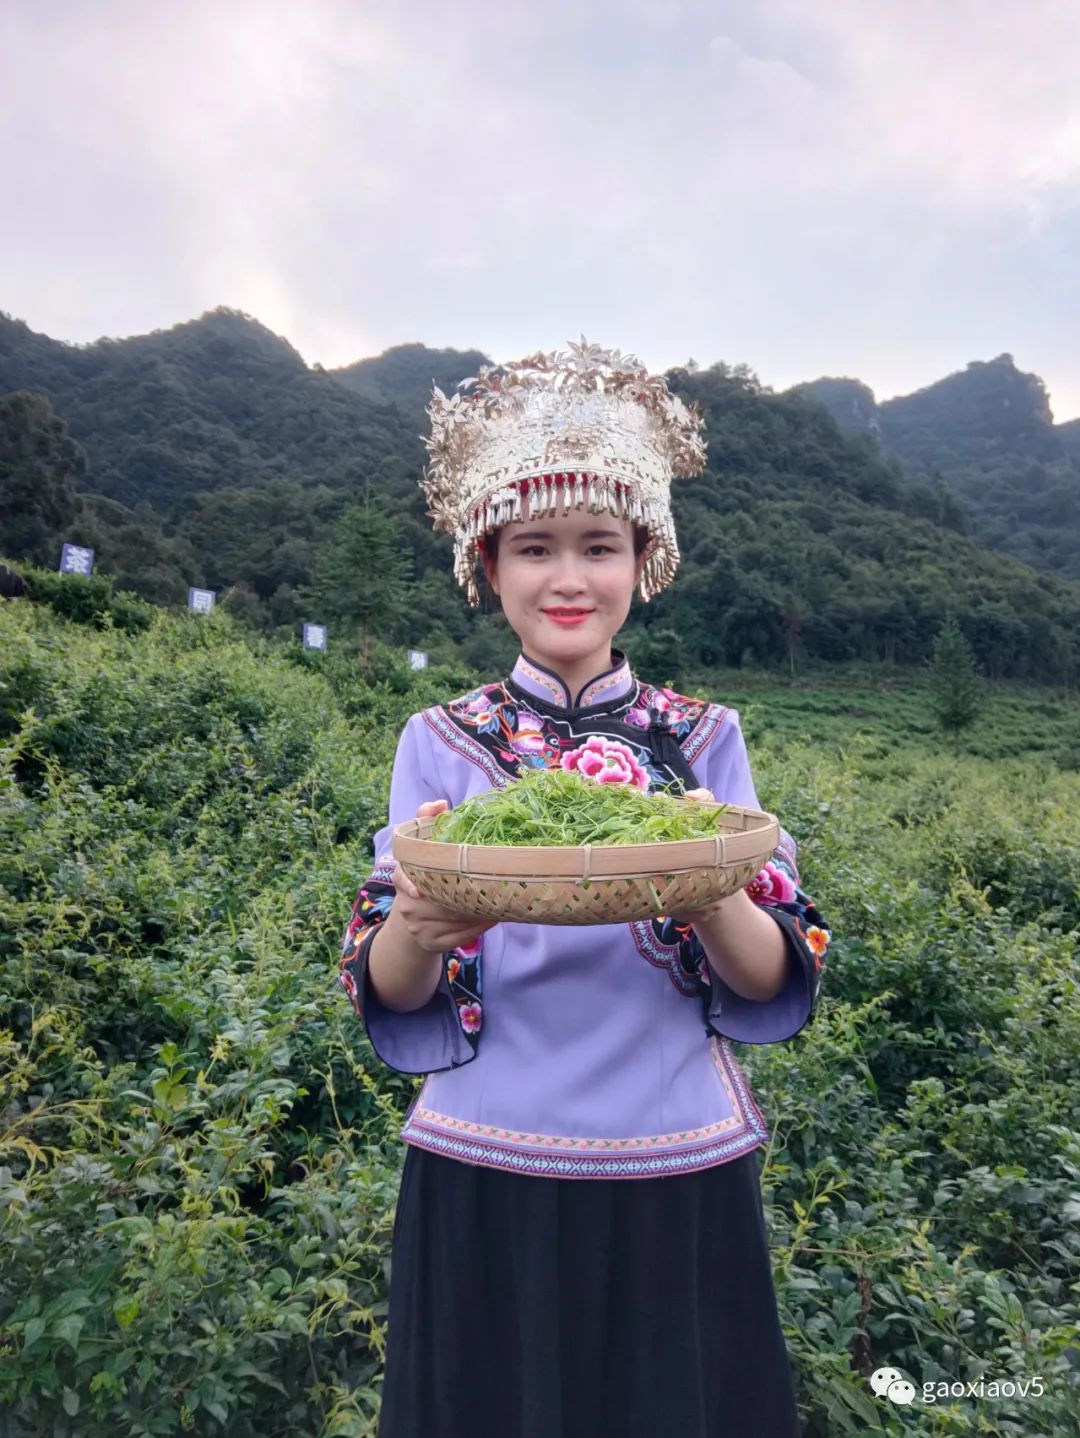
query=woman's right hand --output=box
[389,799,499,954]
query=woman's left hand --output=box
[662,787,735,925]
[683,787,714,805]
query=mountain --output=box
[2,310,1080,684]
[0,307,413,517]
[789,378,882,441]
[793,355,1080,581]
[1053,417,1080,468]
[330,341,490,434]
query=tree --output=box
[927,617,983,743]
[0,391,87,565]
[781,594,808,679]
[625,626,687,685]
[306,489,413,669]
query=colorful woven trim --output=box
[398,1038,768,1179]
[680,702,728,764]
[421,706,512,790]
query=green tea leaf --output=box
[429,768,728,848]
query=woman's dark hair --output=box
[477,522,649,608]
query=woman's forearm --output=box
[366,909,444,1013]
[692,888,791,1001]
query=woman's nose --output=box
[548,562,588,595]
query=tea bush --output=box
[0,597,463,1435]
[1,593,1078,1434]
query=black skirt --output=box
[377,1143,802,1438]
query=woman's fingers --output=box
[684,787,715,802]
[393,862,497,936]
[392,865,421,900]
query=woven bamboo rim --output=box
[391,795,780,925]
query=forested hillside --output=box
[329,340,490,433]
[796,356,1080,582]
[3,309,1080,685]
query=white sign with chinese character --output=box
[303,623,327,650]
[407,649,429,671]
[59,544,95,576]
[188,587,216,613]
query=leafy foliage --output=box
[0,392,90,566]
[928,618,983,738]
[3,312,1080,683]
[1,590,1078,1433]
[428,765,730,845]
[798,355,1080,582]
[305,492,414,670]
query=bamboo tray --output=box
[391,795,780,925]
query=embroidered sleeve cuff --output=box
[338,879,479,1076]
[703,904,823,1045]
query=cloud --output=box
[1,0,1078,416]
[703,0,1080,209]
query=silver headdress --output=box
[420,337,708,606]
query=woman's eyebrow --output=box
[508,529,624,542]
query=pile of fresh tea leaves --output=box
[428,767,729,847]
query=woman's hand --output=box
[683,787,714,805]
[664,787,735,925]
[389,799,499,954]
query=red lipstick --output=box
[542,608,592,627]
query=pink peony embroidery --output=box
[560,736,649,789]
[458,1001,483,1034]
[746,860,798,906]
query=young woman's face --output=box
[480,497,644,667]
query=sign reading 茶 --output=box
[59,543,94,576]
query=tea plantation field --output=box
[1,591,1078,1435]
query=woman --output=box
[339,339,831,1437]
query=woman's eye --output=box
[519,544,613,557]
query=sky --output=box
[3,0,1080,419]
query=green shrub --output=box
[1,593,1078,1434]
[16,560,156,635]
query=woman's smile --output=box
[541,606,593,626]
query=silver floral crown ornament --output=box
[420,337,708,606]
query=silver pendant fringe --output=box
[455,467,680,609]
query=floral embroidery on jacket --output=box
[341,667,831,1056]
[447,683,571,771]
[632,843,831,1016]
[444,681,678,784]
[628,816,831,1026]
[560,736,650,788]
[626,683,705,739]
[338,874,485,1050]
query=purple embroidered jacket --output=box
[339,649,831,1180]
